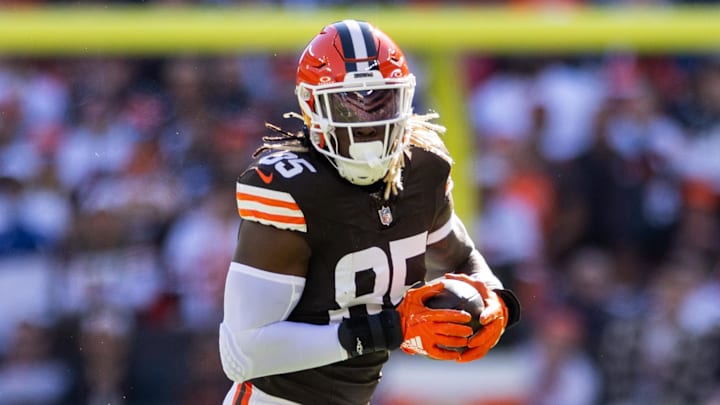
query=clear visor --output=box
[322,89,402,124]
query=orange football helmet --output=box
[295,19,416,186]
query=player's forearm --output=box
[220,262,400,382]
[426,212,502,287]
[457,249,504,291]
[220,305,403,381]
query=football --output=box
[423,278,484,352]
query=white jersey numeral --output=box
[259,152,316,178]
[329,232,427,321]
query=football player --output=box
[219,19,521,405]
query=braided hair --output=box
[254,113,450,201]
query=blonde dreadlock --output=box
[252,121,310,159]
[380,112,450,200]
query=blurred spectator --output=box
[0,321,71,405]
[473,142,555,345]
[559,247,620,357]
[58,207,164,319]
[519,306,600,405]
[0,177,47,254]
[701,321,720,405]
[159,57,217,201]
[474,155,544,269]
[591,56,685,268]
[178,331,230,405]
[674,59,720,227]
[76,308,134,405]
[0,65,46,184]
[205,56,251,120]
[162,185,239,330]
[78,138,185,244]
[597,256,717,404]
[533,58,607,163]
[678,258,720,336]
[54,90,140,192]
[0,169,72,255]
[672,57,720,135]
[468,57,538,151]
[0,254,57,354]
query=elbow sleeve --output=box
[219,322,251,382]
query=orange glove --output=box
[396,281,475,361]
[444,273,509,363]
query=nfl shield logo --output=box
[378,206,393,226]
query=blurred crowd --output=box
[1,24,720,405]
[466,52,720,404]
[0,55,296,404]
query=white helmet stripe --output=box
[335,20,378,73]
[342,19,371,72]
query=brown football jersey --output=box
[235,145,452,404]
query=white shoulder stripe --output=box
[237,200,303,219]
[427,215,454,245]
[237,183,298,204]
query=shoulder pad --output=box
[407,146,452,181]
[236,150,321,233]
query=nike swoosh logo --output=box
[255,167,273,184]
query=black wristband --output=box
[338,309,403,357]
[495,289,521,327]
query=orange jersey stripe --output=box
[231,381,253,405]
[236,191,300,211]
[241,382,252,405]
[238,208,307,225]
[232,383,242,405]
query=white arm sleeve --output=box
[219,262,349,382]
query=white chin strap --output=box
[336,141,389,186]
